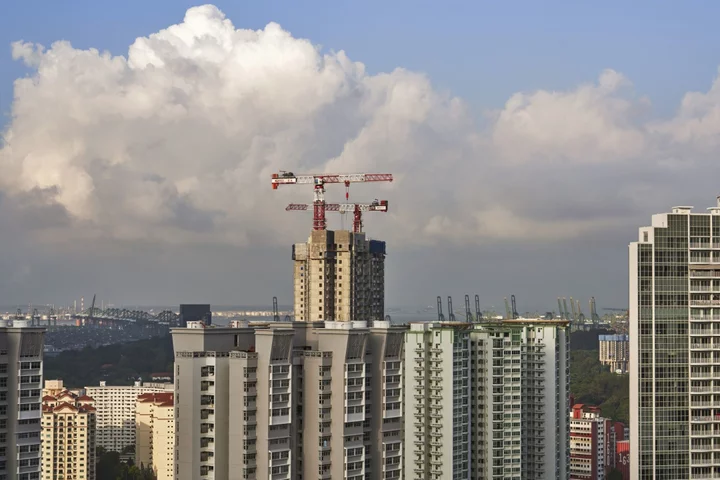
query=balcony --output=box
[692,329,714,336]
[692,416,719,423]
[691,300,720,307]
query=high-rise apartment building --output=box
[598,335,629,374]
[172,319,406,480]
[405,322,471,479]
[569,404,611,480]
[136,392,174,480]
[41,391,96,480]
[292,230,385,322]
[405,319,570,480]
[0,319,45,480]
[85,380,172,453]
[630,199,720,479]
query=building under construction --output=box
[292,229,386,321]
[272,171,392,322]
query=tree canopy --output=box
[569,349,629,424]
[45,335,173,388]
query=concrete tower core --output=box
[292,229,385,322]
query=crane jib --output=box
[271,173,394,186]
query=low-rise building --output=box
[598,334,629,374]
[41,391,96,480]
[136,392,174,480]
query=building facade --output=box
[0,319,45,480]
[404,322,471,479]
[85,381,172,453]
[569,404,611,480]
[615,440,629,480]
[630,200,720,479]
[179,304,212,328]
[292,230,385,322]
[136,392,174,480]
[41,391,96,480]
[172,319,405,480]
[42,380,83,399]
[598,335,629,374]
[405,319,570,480]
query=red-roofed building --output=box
[41,392,97,479]
[136,392,175,479]
[570,404,612,480]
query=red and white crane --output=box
[285,200,389,233]
[271,171,393,230]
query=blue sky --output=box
[2,1,720,124]
[2,1,720,310]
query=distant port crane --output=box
[271,172,393,230]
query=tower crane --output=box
[271,172,393,231]
[285,201,389,233]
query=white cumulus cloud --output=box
[1,4,715,250]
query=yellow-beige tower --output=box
[292,230,385,322]
[41,391,96,480]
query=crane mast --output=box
[272,172,393,231]
[437,296,445,322]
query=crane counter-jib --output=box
[285,202,389,213]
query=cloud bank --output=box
[2,4,720,250]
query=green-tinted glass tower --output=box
[631,200,720,479]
